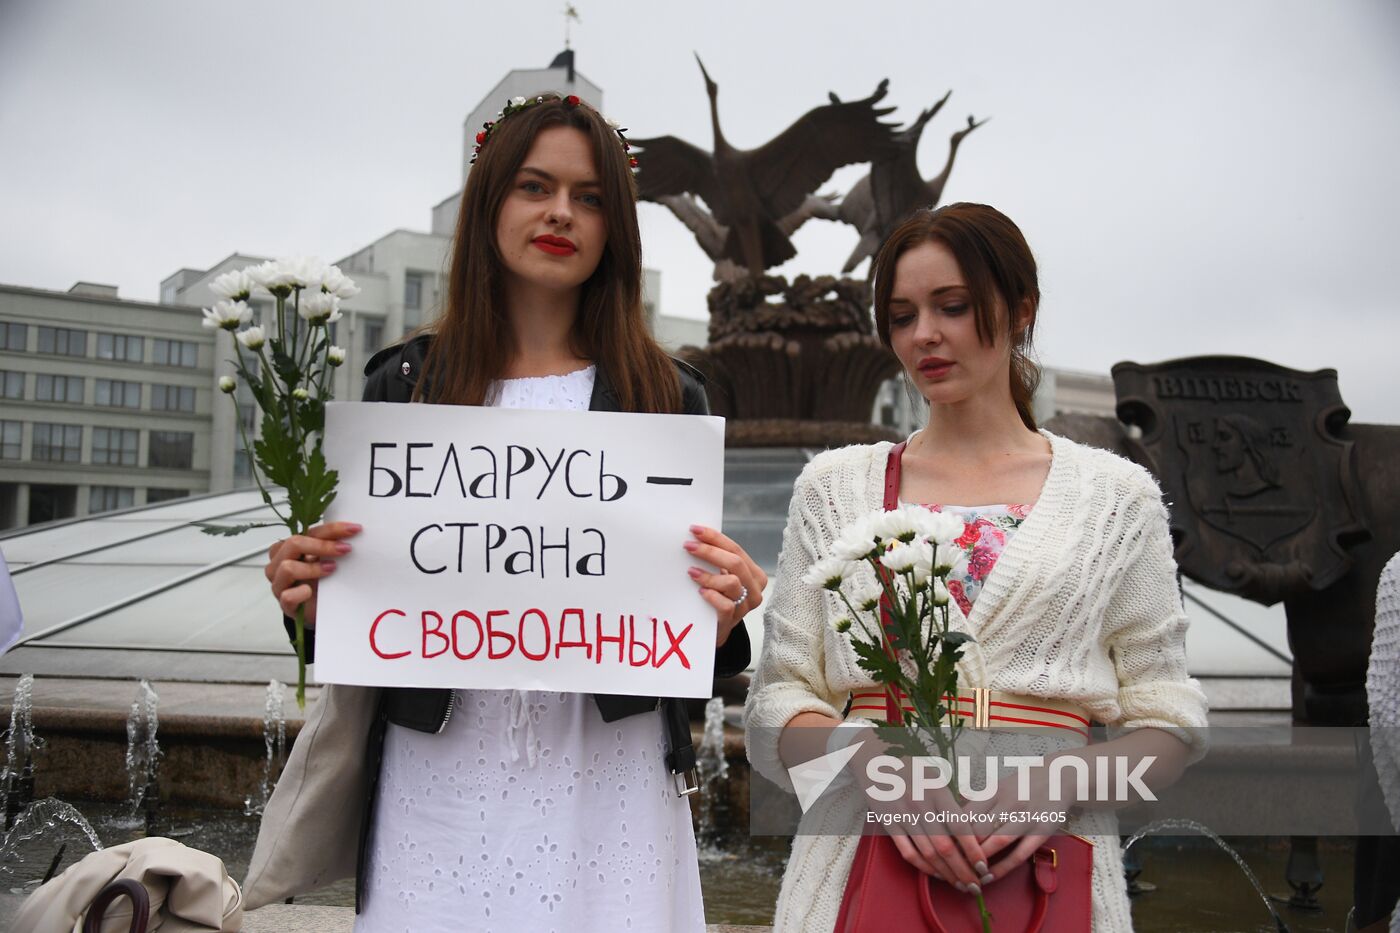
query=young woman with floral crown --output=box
[246,94,765,931]
[744,203,1209,931]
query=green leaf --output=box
[195,521,281,537]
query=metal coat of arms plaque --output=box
[1112,356,1368,605]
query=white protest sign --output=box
[313,401,725,698]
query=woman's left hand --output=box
[973,762,1072,884]
[684,525,767,646]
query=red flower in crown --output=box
[565,95,581,106]
[475,131,486,144]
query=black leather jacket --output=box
[285,335,750,909]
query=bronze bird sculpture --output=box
[653,192,840,281]
[632,55,897,280]
[832,92,987,274]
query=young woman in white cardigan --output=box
[744,203,1209,932]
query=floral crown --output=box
[470,93,638,173]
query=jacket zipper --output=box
[435,689,456,734]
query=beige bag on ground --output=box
[240,683,380,910]
[12,837,241,933]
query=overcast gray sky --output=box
[2,0,1397,423]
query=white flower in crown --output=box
[326,345,346,366]
[236,325,265,350]
[320,265,360,299]
[880,542,920,574]
[210,269,257,302]
[218,376,236,394]
[299,292,342,325]
[802,556,859,591]
[511,95,527,107]
[201,299,252,331]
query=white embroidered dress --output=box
[357,366,705,933]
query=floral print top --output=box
[921,503,1032,617]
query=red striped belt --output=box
[848,688,1092,741]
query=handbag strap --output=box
[880,442,907,726]
[83,879,150,933]
[919,845,1059,933]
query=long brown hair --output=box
[870,203,1041,429]
[419,95,680,413]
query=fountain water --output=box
[1124,818,1290,933]
[124,680,161,835]
[694,697,731,856]
[0,798,104,881]
[2,674,39,830]
[243,679,286,816]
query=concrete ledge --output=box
[241,906,769,932]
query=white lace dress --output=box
[356,366,706,933]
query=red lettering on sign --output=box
[369,608,410,659]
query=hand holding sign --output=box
[311,402,732,698]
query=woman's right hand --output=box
[265,522,362,624]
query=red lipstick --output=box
[533,235,577,256]
[917,356,954,378]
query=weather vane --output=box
[563,4,580,49]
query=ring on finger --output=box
[732,583,748,608]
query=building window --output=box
[91,427,139,466]
[234,449,252,483]
[150,384,195,413]
[404,272,423,310]
[96,333,143,363]
[0,322,26,352]
[35,374,84,403]
[89,486,135,514]
[32,423,82,463]
[152,338,198,368]
[149,430,194,469]
[0,421,20,459]
[146,488,189,504]
[0,371,23,399]
[95,379,141,408]
[36,326,87,357]
[363,319,384,354]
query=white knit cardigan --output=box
[744,432,1210,933]
[1370,553,1400,933]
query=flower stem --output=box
[293,603,308,711]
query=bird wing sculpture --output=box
[633,58,896,280]
[654,192,841,282]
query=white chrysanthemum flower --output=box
[210,269,257,302]
[292,387,309,400]
[880,542,919,574]
[911,541,935,584]
[299,292,342,325]
[320,265,360,299]
[201,299,252,331]
[218,376,236,394]
[511,95,527,107]
[852,582,883,613]
[236,326,265,350]
[802,556,859,591]
[246,259,293,293]
[832,515,880,560]
[280,255,329,290]
[926,511,965,546]
[326,345,346,366]
[832,617,853,634]
[933,544,958,575]
[932,579,950,607]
